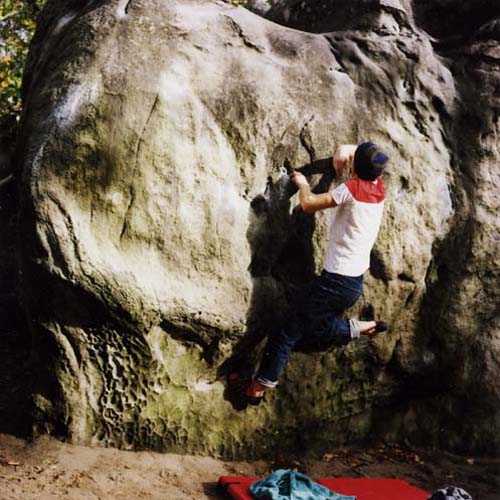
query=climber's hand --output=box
[290,171,309,188]
[333,144,357,177]
[333,156,348,176]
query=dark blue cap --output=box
[354,142,389,180]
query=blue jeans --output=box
[255,270,363,387]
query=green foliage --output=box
[0,1,44,127]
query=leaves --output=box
[0,1,44,125]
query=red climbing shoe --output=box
[244,380,266,406]
[228,371,265,406]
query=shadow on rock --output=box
[219,157,336,410]
[0,139,33,437]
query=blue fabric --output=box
[249,469,356,500]
[373,151,388,166]
[255,271,363,385]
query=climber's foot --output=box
[228,371,265,406]
[359,320,388,336]
[244,380,266,406]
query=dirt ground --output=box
[0,434,498,500]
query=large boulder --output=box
[15,0,499,456]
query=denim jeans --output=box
[255,270,363,387]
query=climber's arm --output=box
[290,171,336,214]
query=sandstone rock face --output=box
[16,0,499,456]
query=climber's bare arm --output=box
[290,172,336,214]
[291,143,357,213]
[333,144,357,176]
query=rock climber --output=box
[230,142,389,405]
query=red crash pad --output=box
[217,476,429,500]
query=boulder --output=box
[15,0,499,455]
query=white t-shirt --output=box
[324,177,385,277]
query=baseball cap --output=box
[354,142,389,180]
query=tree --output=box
[0,1,44,129]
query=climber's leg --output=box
[254,315,304,389]
[300,270,364,346]
[251,271,383,393]
[309,316,380,348]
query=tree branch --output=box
[0,10,20,23]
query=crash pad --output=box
[217,476,429,500]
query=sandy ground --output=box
[0,434,498,500]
